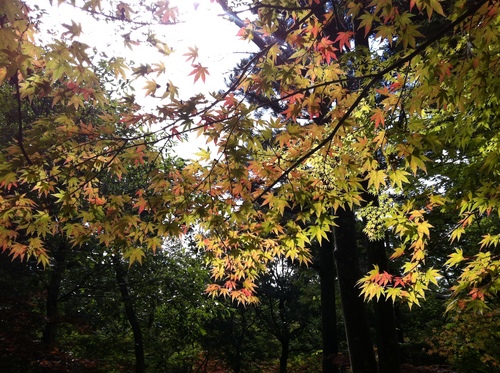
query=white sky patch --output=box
[26,0,259,158]
[29,0,257,94]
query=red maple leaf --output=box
[394,277,407,288]
[189,63,210,83]
[315,37,337,63]
[224,93,237,108]
[377,271,393,286]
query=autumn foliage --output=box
[0,0,500,315]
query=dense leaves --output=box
[1,2,500,371]
[0,0,499,302]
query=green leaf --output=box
[123,248,146,266]
[445,249,465,268]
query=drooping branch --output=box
[253,0,489,203]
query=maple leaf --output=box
[358,12,375,37]
[366,169,387,191]
[377,271,393,286]
[334,31,355,51]
[108,57,128,79]
[445,249,465,267]
[390,246,405,260]
[386,287,403,303]
[424,268,440,286]
[123,247,146,266]
[117,2,134,20]
[183,46,199,63]
[370,108,385,128]
[308,19,321,38]
[409,154,428,175]
[393,277,407,288]
[315,37,337,63]
[416,220,433,237]
[224,93,238,108]
[62,20,82,39]
[281,103,301,120]
[410,0,418,12]
[427,0,445,19]
[158,5,179,23]
[195,148,211,162]
[143,80,160,97]
[152,61,166,76]
[189,63,209,83]
[132,64,152,76]
[133,197,148,214]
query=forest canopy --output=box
[1,0,500,371]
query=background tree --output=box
[256,257,322,373]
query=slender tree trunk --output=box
[319,235,339,373]
[363,190,401,373]
[42,242,69,346]
[366,238,401,373]
[279,335,290,373]
[277,296,290,373]
[333,208,378,373]
[112,256,145,373]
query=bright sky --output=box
[30,0,257,95]
[27,0,259,157]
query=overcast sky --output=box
[28,0,257,96]
[26,0,258,157]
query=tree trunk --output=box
[277,295,290,373]
[42,242,69,346]
[319,235,339,373]
[366,238,401,373]
[112,256,146,373]
[333,207,378,373]
[279,335,290,373]
[363,191,401,373]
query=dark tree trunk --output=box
[42,242,69,346]
[366,237,401,373]
[112,256,145,373]
[333,208,378,373]
[277,296,290,373]
[319,235,339,373]
[279,335,290,373]
[362,188,401,373]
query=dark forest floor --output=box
[401,364,459,373]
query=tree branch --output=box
[253,0,489,203]
[13,73,32,165]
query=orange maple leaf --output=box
[394,276,407,288]
[334,31,355,51]
[371,109,385,128]
[134,197,148,214]
[377,271,393,286]
[308,19,321,38]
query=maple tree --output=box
[1,0,500,372]
[193,0,500,312]
[0,0,190,268]
[1,0,500,367]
